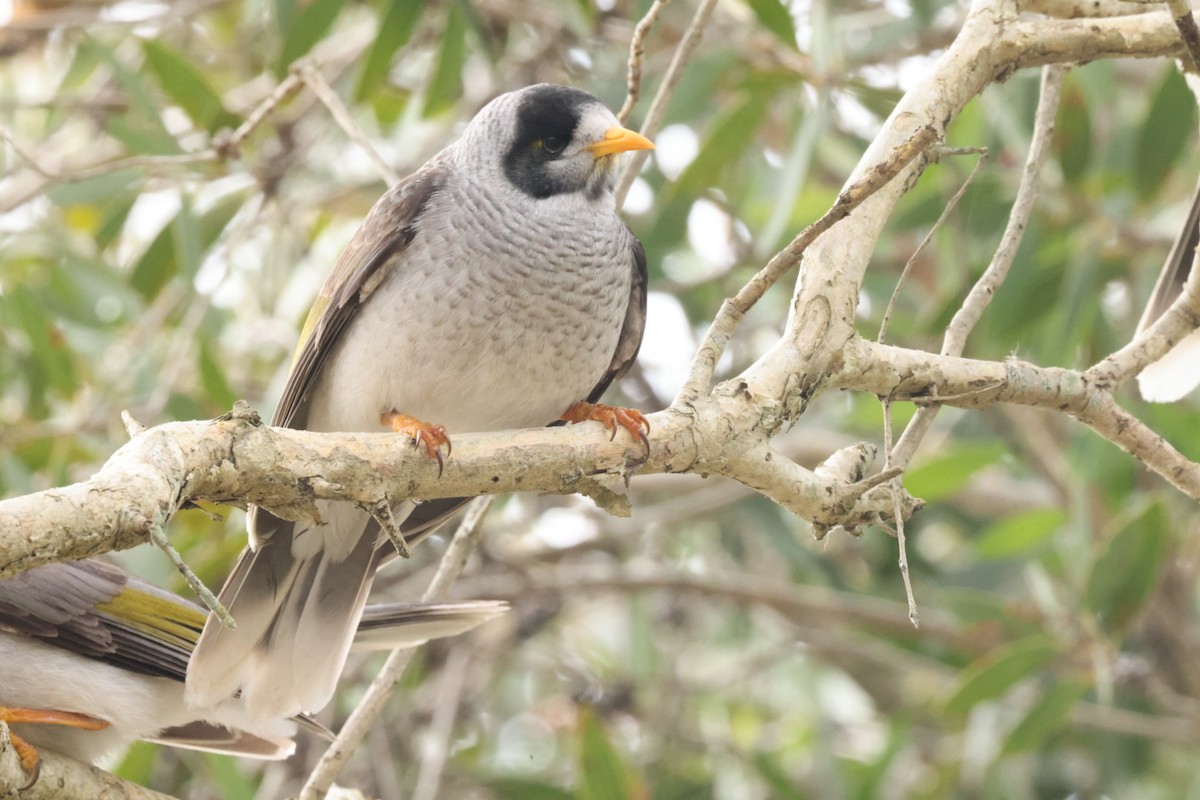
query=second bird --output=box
[186,84,653,721]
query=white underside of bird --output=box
[1137,329,1200,402]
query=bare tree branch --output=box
[0,724,178,800]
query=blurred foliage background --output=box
[3,0,1200,798]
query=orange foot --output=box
[561,401,650,452]
[0,706,110,787]
[381,411,452,476]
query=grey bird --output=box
[0,558,507,779]
[1137,177,1200,402]
[185,84,653,722]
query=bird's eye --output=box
[542,136,566,155]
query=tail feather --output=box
[352,600,509,650]
[186,507,378,720]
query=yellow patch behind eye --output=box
[531,139,544,150]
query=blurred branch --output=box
[0,67,306,213]
[615,0,720,206]
[292,60,400,186]
[617,0,672,124]
[298,497,492,800]
[455,563,980,652]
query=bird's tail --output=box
[185,523,378,721]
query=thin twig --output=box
[0,68,307,213]
[676,124,939,404]
[889,65,1063,469]
[617,0,673,124]
[409,647,471,800]
[294,60,401,186]
[147,518,235,629]
[298,496,494,800]
[878,153,989,343]
[615,0,720,207]
[880,399,919,627]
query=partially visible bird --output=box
[0,558,506,782]
[186,84,653,722]
[1137,177,1200,402]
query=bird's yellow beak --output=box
[586,126,655,159]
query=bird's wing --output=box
[251,163,446,551]
[352,600,508,650]
[149,722,297,760]
[272,162,447,430]
[0,560,203,681]
[586,231,648,403]
[0,560,123,647]
[1137,177,1200,335]
[1136,177,1200,402]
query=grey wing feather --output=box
[586,231,648,403]
[0,560,202,680]
[251,163,445,549]
[352,600,509,650]
[272,162,446,430]
[150,722,297,760]
[1138,176,1200,334]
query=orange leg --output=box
[381,411,452,476]
[561,402,651,452]
[0,706,110,787]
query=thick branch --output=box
[0,397,912,576]
[0,723,177,800]
[834,338,1200,498]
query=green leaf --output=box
[82,38,179,155]
[903,442,1006,502]
[1085,501,1169,635]
[576,705,636,800]
[45,169,142,207]
[422,2,468,117]
[941,634,1059,718]
[1002,680,1087,755]
[356,0,423,101]
[201,752,258,800]
[3,286,76,417]
[130,190,247,299]
[975,508,1066,560]
[744,0,797,49]
[143,41,240,133]
[751,752,805,800]
[484,779,575,800]
[112,742,158,784]
[198,336,238,410]
[1054,75,1091,184]
[673,94,769,198]
[1133,67,1196,200]
[276,0,347,76]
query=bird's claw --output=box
[561,401,651,453]
[0,706,110,787]
[381,412,452,476]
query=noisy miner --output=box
[1136,176,1200,402]
[0,557,506,781]
[186,83,653,722]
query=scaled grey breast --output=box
[186,84,650,722]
